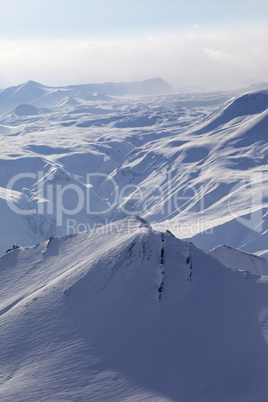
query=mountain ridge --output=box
[1,217,268,401]
[0,78,174,113]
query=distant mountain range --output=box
[0,78,174,113]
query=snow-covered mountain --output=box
[1,217,268,401]
[1,78,268,401]
[0,78,174,113]
[0,79,267,258]
[210,244,268,275]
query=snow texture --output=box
[0,79,267,257]
[0,77,268,401]
[1,217,268,401]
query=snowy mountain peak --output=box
[1,217,268,401]
[22,80,45,89]
[132,215,151,227]
[46,166,71,183]
[58,96,80,107]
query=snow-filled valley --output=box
[0,78,268,401]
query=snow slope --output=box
[210,244,268,275]
[0,80,267,257]
[1,217,268,401]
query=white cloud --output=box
[203,48,233,62]
[1,25,268,90]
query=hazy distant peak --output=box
[59,96,80,107]
[23,80,44,88]
[66,77,174,96]
[0,78,174,113]
[244,82,268,91]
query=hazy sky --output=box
[1,0,268,89]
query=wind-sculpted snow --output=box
[0,80,267,258]
[193,90,268,135]
[0,217,268,401]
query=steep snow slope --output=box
[210,244,268,275]
[193,90,268,134]
[1,217,268,401]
